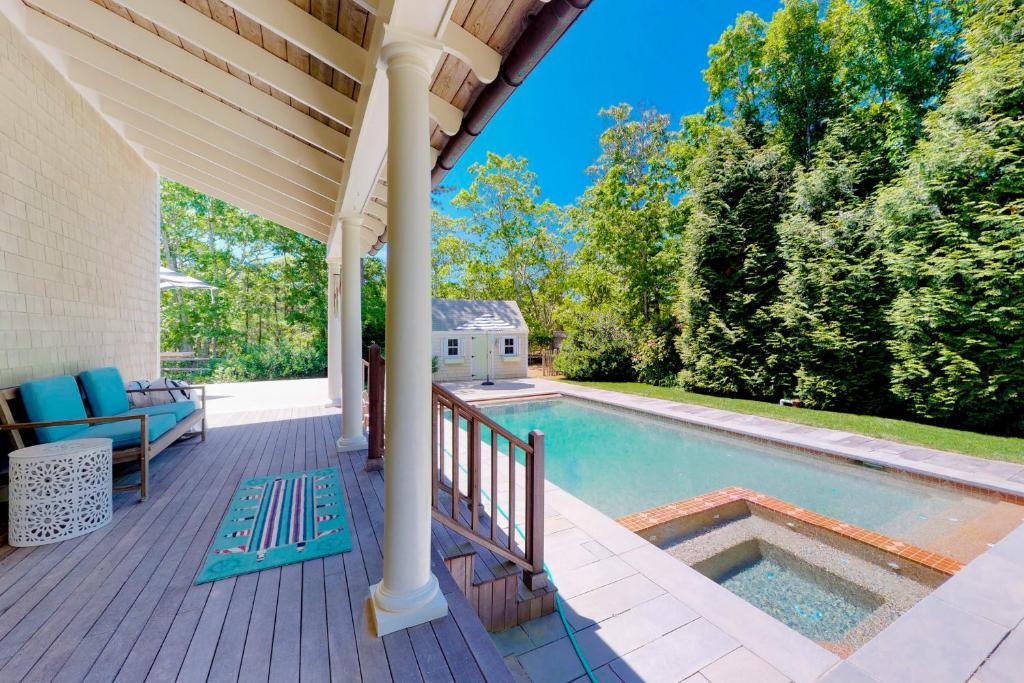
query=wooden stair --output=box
[432,489,556,632]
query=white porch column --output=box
[337,215,368,451]
[325,257,342,408]
[368,37,447,636]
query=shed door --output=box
[470,335,490,379]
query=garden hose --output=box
[455,460,598,683]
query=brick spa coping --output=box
[468,391,1024,507]
[617,486,964,577]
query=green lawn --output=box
[560,380,1024,464]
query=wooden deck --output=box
[0,406,512,682]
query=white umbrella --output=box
[159,266,216,291]
[455,312,519,386]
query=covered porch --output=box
[0,0,588,665]
[0,0,593,675]
[0,396,510,681]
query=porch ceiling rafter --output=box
[28,0,350,161]
[149,152,331,239]
[214,0,368,85]
[111,0,357,128]
[100,100,335,214]
[71,65,340,201]
[23,12,344,182]
[157,167,329,243]
[129,129,335,225]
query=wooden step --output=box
[431,490,556,632]
[441,549,556,632]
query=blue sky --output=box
[439,0,783,207]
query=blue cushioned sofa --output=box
[0,369,206,501]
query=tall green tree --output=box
[160,180,328,380]
[361,256,387,351]
[762,0,841,160]
[432,153,569,345]
[704,12,769,127]
[569,105,686,383]
[877,0,1024,431]
[574,105,685,325]
[775,112,898,411]
[675,125,795,398]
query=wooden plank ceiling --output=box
[16,0,542,248]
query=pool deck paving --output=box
[447,379,1024,683]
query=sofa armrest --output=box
[0,413,145,430]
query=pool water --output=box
[479,398,1002,550]
[706,541,880,643]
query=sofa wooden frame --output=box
[0,384,207,501]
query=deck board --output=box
[0,406,510,682]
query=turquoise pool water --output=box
[479,398,996,548]
[711,544,879,643]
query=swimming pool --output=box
[479,398,1018,557]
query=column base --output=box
[336,433,368,452]
[369,576,448,637]
[364,456,384,472]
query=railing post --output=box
[524,430,547,590]
[469,418,481,533]
[365,343,384,471]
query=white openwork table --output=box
[8,438,113,546]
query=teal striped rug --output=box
[196,467,352,584]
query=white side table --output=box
[8,438,113,546]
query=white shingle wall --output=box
[0,13,160,388]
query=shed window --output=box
[446,338,462,357]
[502,337,517,356]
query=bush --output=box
[630,326,680,387]
[205,344,327,382]
[554,311,634,381]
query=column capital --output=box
[340,214,366,231]
[380,32,440,76]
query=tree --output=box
[571,105,686,383]
[704,12,769,126]
[575,105,685,324]
[432,153,569,346]
[877,0,1024,431]
[827,0,967,155]
[675,125,795,398]
[763,0,841,160]
[362,256,386,351]
[160,180,328,381]
[775,113,898,411]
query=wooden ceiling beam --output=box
[29,0,350,160]
[115,0,357,125]
[72,68,340,201]
[217,0,368,83]
[146,151,332,236]
[23,11,345,182]
[127,128,334,224]
[100,100,335,213]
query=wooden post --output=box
[365,342,384,471]
[470,418,481,533]
[523,430,547,590]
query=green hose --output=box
[455,458,598,682]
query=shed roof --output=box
[432,298,528,334]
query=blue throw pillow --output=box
[79,367,130,417]
[20,376,89,443]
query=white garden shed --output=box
[432,299,529,383]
